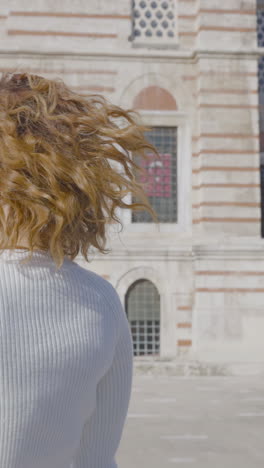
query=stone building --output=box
[0,0,263,373]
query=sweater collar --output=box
[0,248,75,268]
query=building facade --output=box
[1,0,264,372]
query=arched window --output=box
[119,84,191,234]
[125,279,160,356]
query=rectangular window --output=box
[131,126,177,223]
[131,0,178,47]
[257,1,264,236]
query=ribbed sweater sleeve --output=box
[0,250,133,468]
[72,285,134,468]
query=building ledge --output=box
[133,358,264,377]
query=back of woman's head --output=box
[0,72,160,270]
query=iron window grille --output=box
[125,279,160,357]
[131,126,177,223]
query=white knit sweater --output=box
[0,248,133,468]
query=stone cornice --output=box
[86,239,264,261]
[0,47,262,62]
[89,248,194,262]
[192,245,264,259]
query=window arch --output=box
[133,85,177,110]
[125,278,160,356]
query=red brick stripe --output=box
[180,26,256,37]
[72,86,115,92]
[193,217,260,223]
[200,71,257,77]
[179,9,256,20]
[199,104,259,109]
[192,166,259,173]
[196,271,264,276]
[196,288,264,292]
[178,340,192,346]
[10,11,130,19]
[178,15,196,20]
[193,183,260,189]
[200,9,256,15]
[199,133,259,139]
[193,201,260,208]
[199,88,258,95]
[8,30,117,38]
[177,323,192,328]
[182,75,197,80]
[195,149,259,155]
[199,26,256,32]
[0,67,117,75]
[179,32,196,36]
[183,71,257,80]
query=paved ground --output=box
[116,375,264,468]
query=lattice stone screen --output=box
[131,0,178,46]
[125,279,160,357]
[132,126,177,223]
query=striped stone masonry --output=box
[0,0,263,367]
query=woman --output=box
[0,72,159,468]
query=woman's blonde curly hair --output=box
[0,72,160,270]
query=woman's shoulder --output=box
[70,262,123,320]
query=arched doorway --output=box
[125,278,160,356]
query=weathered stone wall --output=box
[0,0,263,370]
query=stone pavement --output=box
[116,375,264,468]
